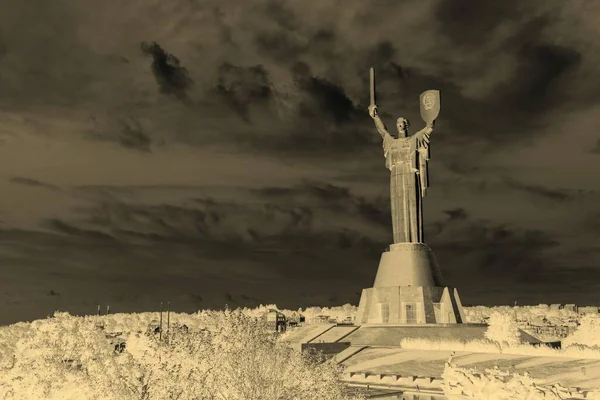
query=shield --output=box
[419,90,441,124]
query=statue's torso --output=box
[384,135,417,170]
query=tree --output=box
[484,311,521,348]
[563,314,600,348]
[4,312,145,400]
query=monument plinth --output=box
[373,243,444,288]
[356,69,465,325]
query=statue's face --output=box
[396,118,409,137]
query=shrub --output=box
[562,314,600,348]
[0,309,364,400]
[484,311,521,348]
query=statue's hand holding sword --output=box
[368,67,378,119]
[367,67,441,126]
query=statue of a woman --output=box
[368,104,434,244]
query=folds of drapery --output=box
[415,128,432,198]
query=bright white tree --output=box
[484,310,521,348]
[0,308,365,400]
[2,312,145,400]
[562,314,600,348]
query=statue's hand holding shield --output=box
[419,90,441,125]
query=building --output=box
[562,304,578,313]
[526,325,571,339]
[146,319,161,335]
[578,306,598,315]
[286,313,305,328]
[311,315,331,323]
[106,332,126,353]
[263,309,287,332]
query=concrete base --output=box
[374,243,445,287]
[355,285,466,324]
[355,242,465,325]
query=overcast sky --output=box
[1,0,599,325]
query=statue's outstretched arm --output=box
[368,105,391,139]
[414,122,434,148]
[373,114,391,139]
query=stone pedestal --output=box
[374,243,445,288]
[355,243,465,325]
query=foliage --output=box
[400,336,600,360]
[484,311,521,348]
[300,304,357,322]
[440,359,590,399]
[562,313,600,348]
[1,312,145,400]
[0,309,363,400]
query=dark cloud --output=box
[216,63,272,121]
[255,30,305,62]
[140,41,194,102]
[503,178,571,202]
[19,183,389,285]
[42,218,119,243]
[262,0,300,31]
[253,1,304,60]
[10,177,60,191]
[85,116,156,153]
[503,44,581,112]
[0,33,6,61]
[236,61,373,155]
[444,208,468,221]
[356,196,390,228]
[367,42,396,73]
[293,62,358,125]
[254,182,390,230]
[431,220,560,284]
[299,182,351,202]
[427,208,469,239]
[117,118,152,152]
[591,138,600,154]
[435,0,522,46]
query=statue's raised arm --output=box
[368,68,392,139]
[414,121,434,148]
[368,105,392,139]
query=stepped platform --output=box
[308,325,359,343]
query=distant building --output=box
[311,315,331,323]
[109,337,126,353]
[578,306,599,315]
[146,319,161,335]
[526,324,571,339]
[549,304,561,311]
[286,313,305,328]
[562,304,578,313]
[263,309,287,332]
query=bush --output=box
[0,309,364,400]
[2,312,144,400]
[441,359,587,399]
[484,311,521,348]
[400,336,600,360]
[562,314,600,348]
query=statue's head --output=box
[396,118,410,138]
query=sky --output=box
[1,0,600,325]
